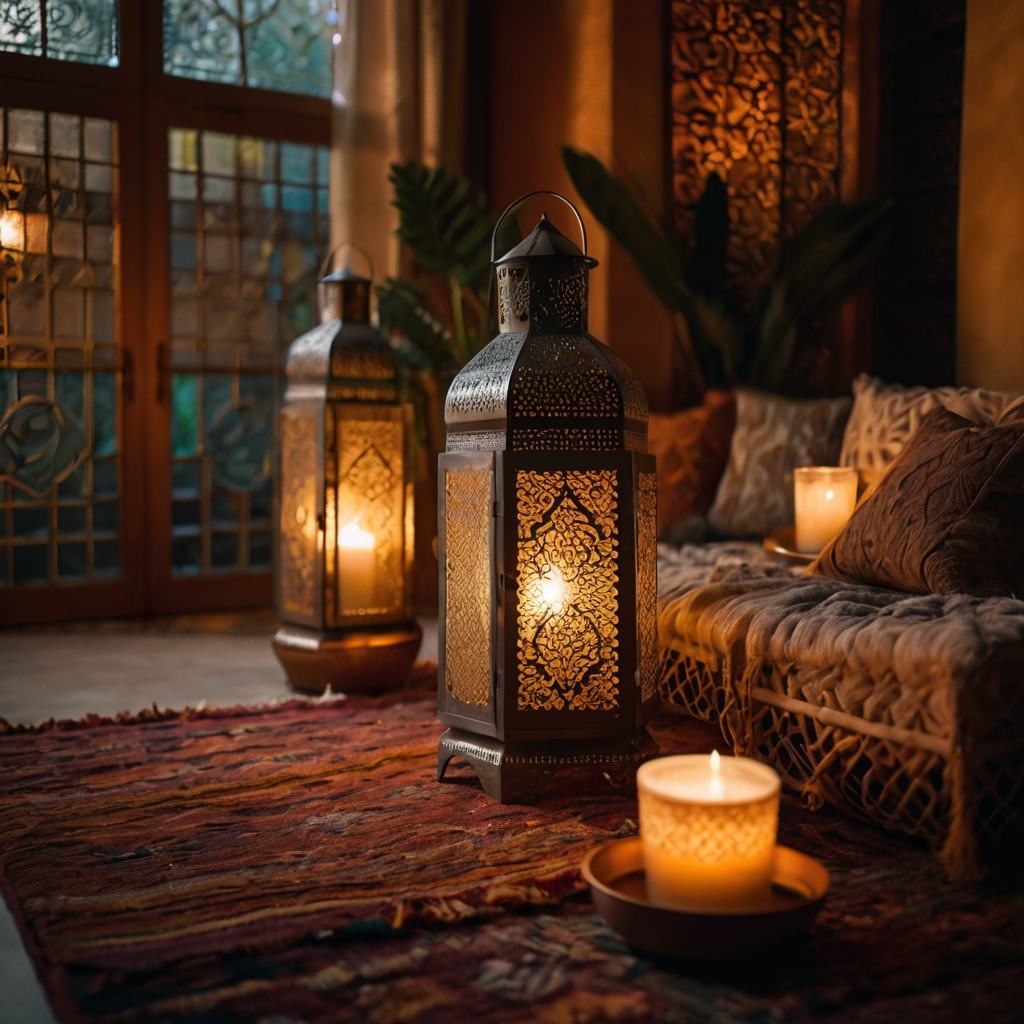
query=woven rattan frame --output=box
[659,644,1024,882]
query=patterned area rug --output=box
[2,673,1023,1023]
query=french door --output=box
[0,4,330,625]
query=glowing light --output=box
[825,488,834,500]
[537,565,570,614]
[332,32,342,44]
[339,521,375,550]
[709,748,724,799]
[0,211,23,251]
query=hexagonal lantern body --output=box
[436,203,660,803]
[272,267,421,695]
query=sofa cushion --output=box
[839,374,1022,495]
[814,407,1024,597]
[648,390,735,535]
[707,388,850,538]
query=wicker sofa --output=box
[655,539,1024,883]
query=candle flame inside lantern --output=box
[537,565,570,614]
[339,521,375,550]
[825,489,834,500]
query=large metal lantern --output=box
[272,251,420,694]
[436,193,659,803]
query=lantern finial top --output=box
[496,214,598,267]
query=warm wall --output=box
[958,0,1024,389]
[489,0,675,411]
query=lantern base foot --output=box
[273,621,422,696]
[437,727,658,804]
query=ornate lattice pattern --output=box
[278,405,318,619]
[516,470,619,712]
[638,788,777,862]
[670,0,843,306]
[658,645,1024,877]
[445,331,527,425]
[0,108,120,587]
[530,266,587,332]
[444,466,492,706]
[163,0,334,98]
[336,418,404,618]
[510,336,621,421]
[497,263,530,332]
[637,473,658,701]
[509,428,619,452]
[0,0,118,65]
[445,430,506,453]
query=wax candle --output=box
[339,521,376,613]
[637,752,781,912]
[793,466,857,554]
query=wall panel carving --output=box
[670,0,845,306]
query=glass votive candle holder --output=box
[793,466,858,554]
[637,752,781,913]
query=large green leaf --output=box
[376,278,458,372]
[388,163,494,288]
[691,172,729,298]
[750,196,895,390]
[561,147,692,314]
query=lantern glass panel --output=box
[331,405,406,624]
[442,455,494,709]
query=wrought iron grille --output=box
[0,106,120,587]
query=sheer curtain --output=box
[329,0,467,282]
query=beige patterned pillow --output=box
[839,375,1023,492]
[707,388,851,538]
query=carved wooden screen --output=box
[669,0,845,308]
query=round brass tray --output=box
[763,526,816,565]
[582,837,830,958]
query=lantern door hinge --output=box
[492,501,501,518]
[499,573,517,592]
[316,512,326,531]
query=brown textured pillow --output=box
[648,390,736,534]
[813,407,1024,597]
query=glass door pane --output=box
[0,106,121,588]
[166,127,329,579]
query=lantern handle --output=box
[490,190,588,262]
[318,240,375,282]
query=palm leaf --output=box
[750,196,895,390]
[561,146,692,313]
[376,278,457,372]
[388,163,494,287]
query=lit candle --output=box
[339,521,375,613]
[793,466,857,554]
[637,752,781,912]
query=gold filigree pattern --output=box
[639,789,778,863]
[510,428,620,451]
[510,336,621,420]
[637,472,658,701]
[497,263,530,331]
[336,417,405,617]
[444,467,493,706]
[279,406,319,619]
[516,470,619,712]
[670,0,843,306]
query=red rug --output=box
[4,670,1023,1023]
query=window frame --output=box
[0,2,331,623]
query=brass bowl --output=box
[763,526,816,565]
[582,837,829,958]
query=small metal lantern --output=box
[273,248,420,694]
[436,193,659,802]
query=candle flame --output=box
[0,210,23,251]
[825,488,834,500]
[710,749,721,773]
[339,521,375,551]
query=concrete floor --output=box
[0,618,438,1024]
